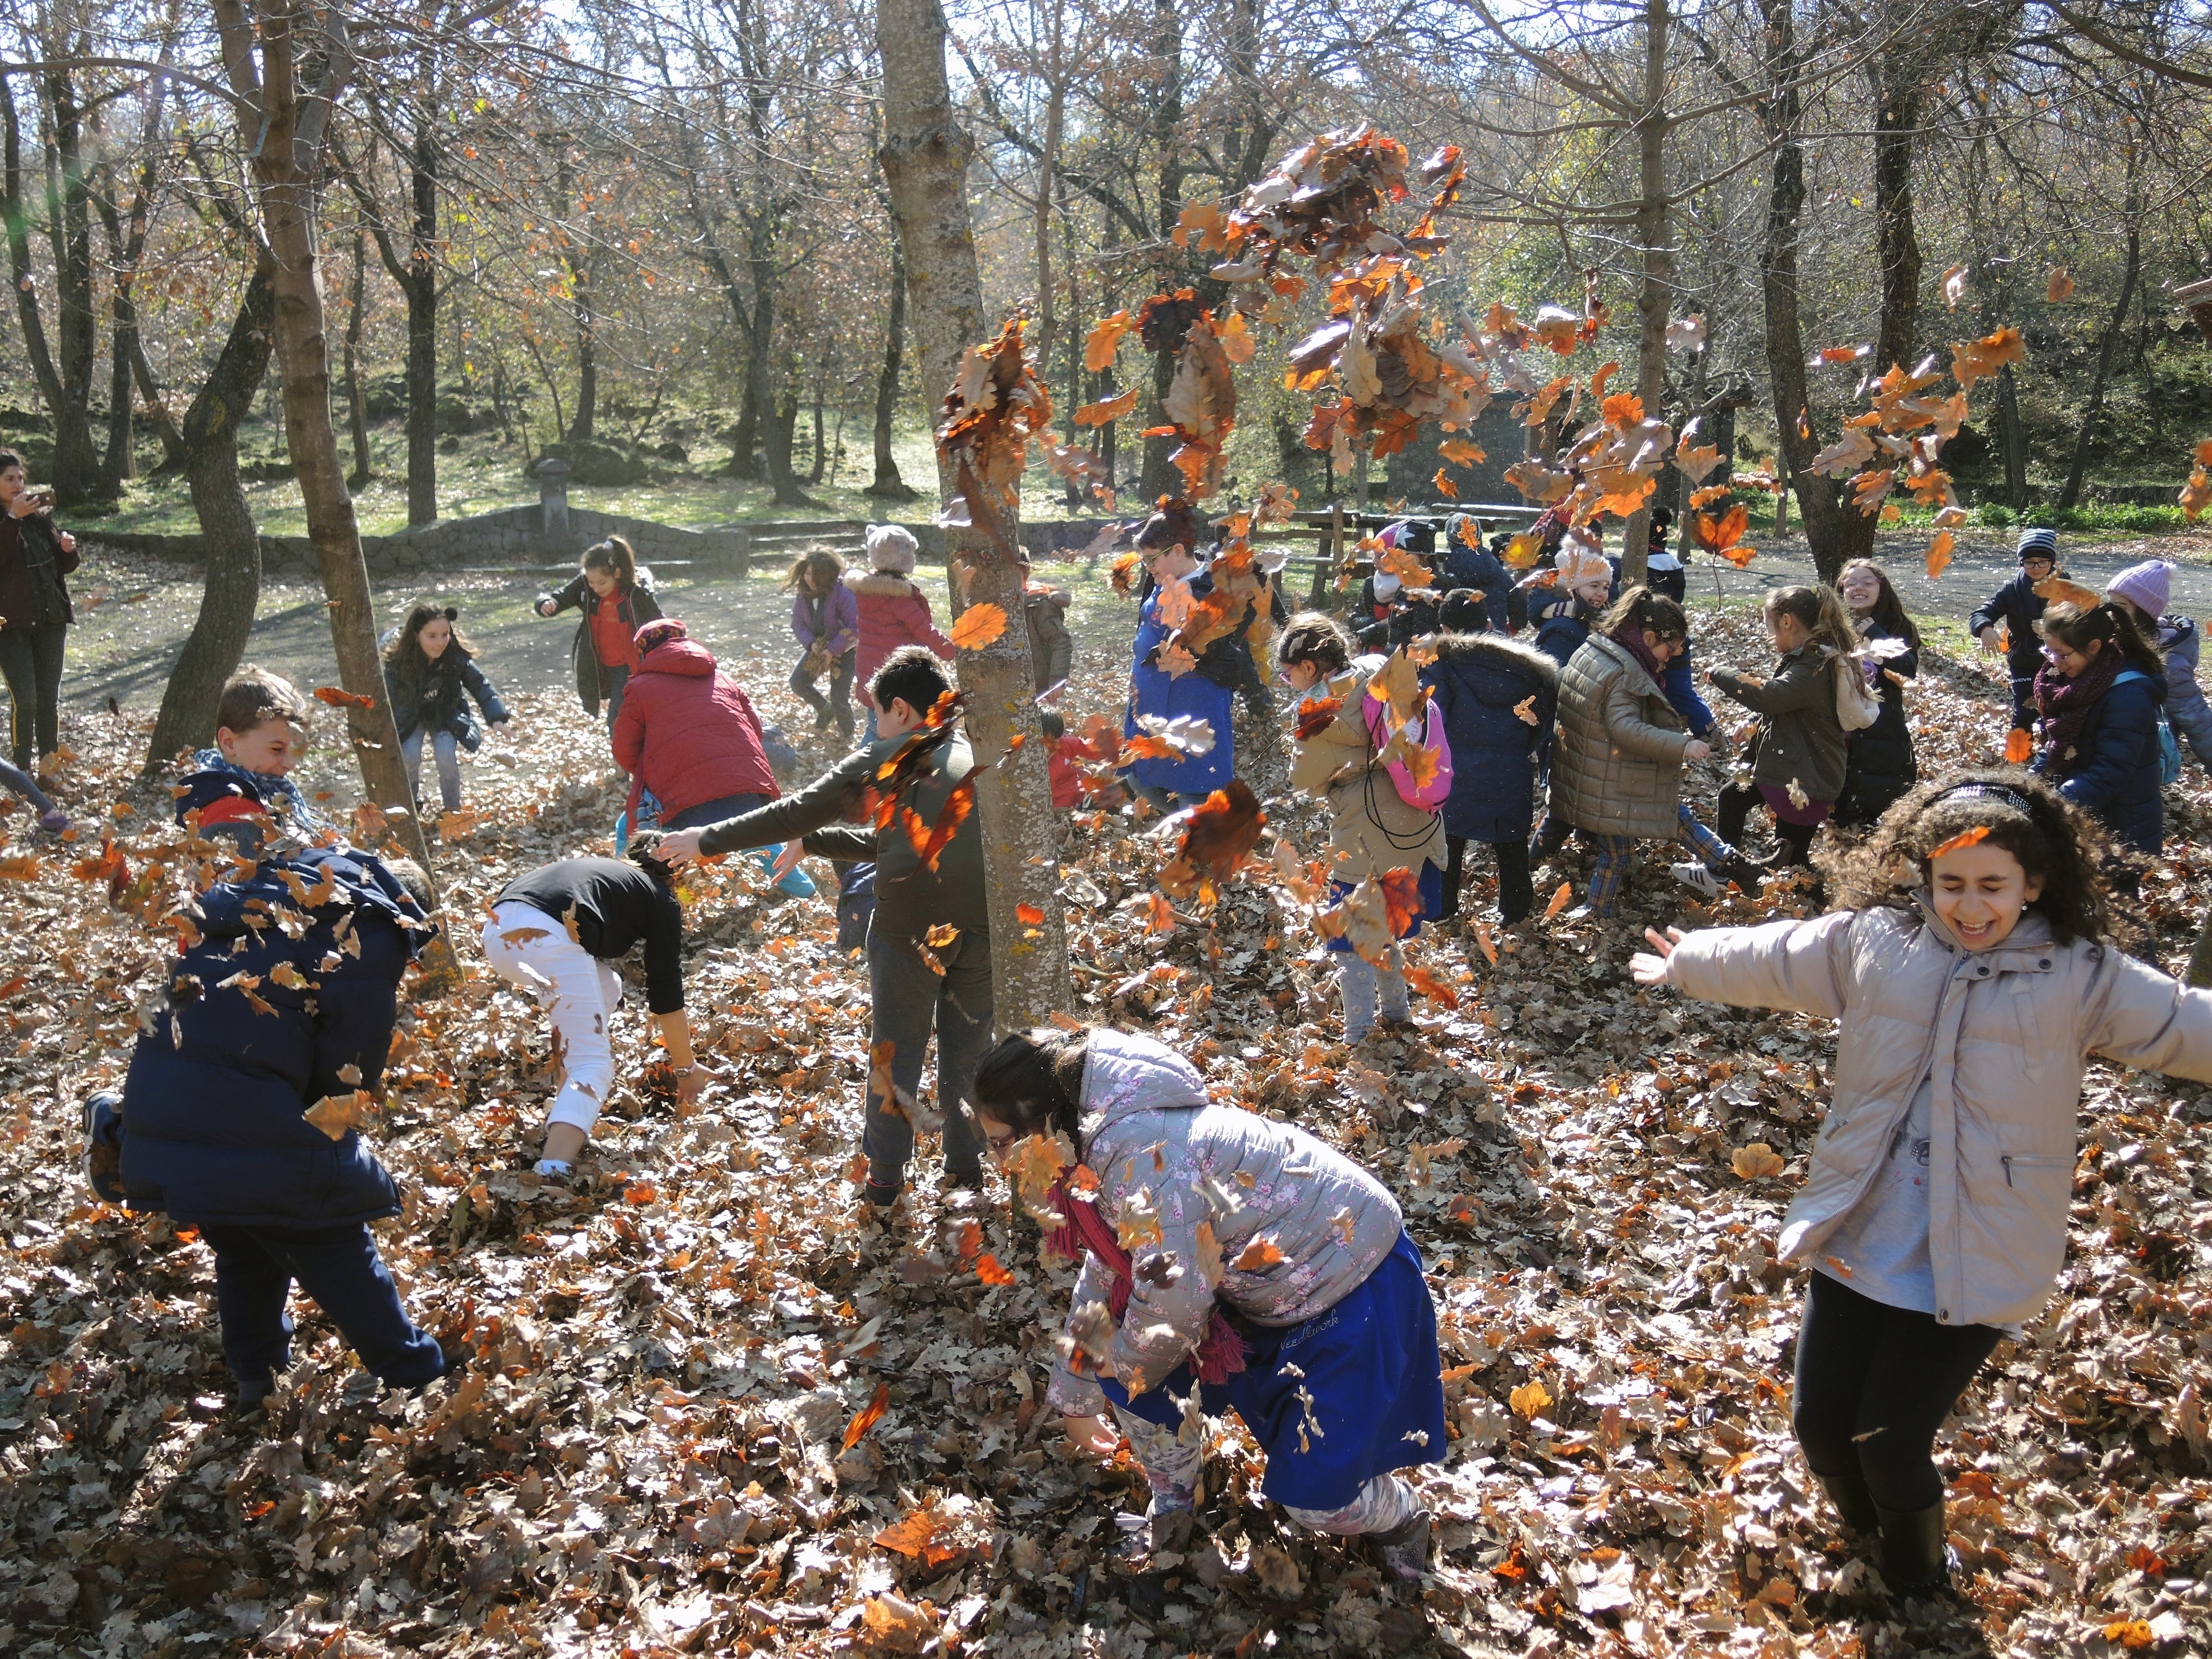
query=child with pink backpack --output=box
[1279,613,1449,1042]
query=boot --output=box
[1875,1499,1953,1595]
[1814,1468,1880,1536]
[1368,1508,1432,1581]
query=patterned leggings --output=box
[1582,804,1742,916]
[1108,1399,1417,1535]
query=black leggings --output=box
[1442,833,1533,924]
[0,622,65,770]
[1792,1270,2002,1513]
[1718,778,1819,868]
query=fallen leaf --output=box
[1731,1142,1786,1180]
[1509,1378,1552,1420]
[2006,728,2035,764]
[842,1380,891,1450]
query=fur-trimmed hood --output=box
[847,569,927,597]
[1430,629,1558,690]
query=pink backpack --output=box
[1363,694,1454,812]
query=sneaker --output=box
[36,808,67,834]
[1369,1508,1432,1581]
[82,1091,124,1204]
[1671,860,1723,901]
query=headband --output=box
[1929,782,2037,816]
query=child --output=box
[1277,613,1447,1040]
[1423,589,1555,925]
[535,535,663,728]
[655,648,991,1207]
[1689,585,1856,894]
[1020,552,1074,696]
[786,550,860,740]
[108,847,447,1407]
[969,1025,1443,1575]
[1969,528,2060,732]
[1525,546,1614,670]
[848,525,952,708]
[175,665,328,851]
[382,600,510,817]
[1834,560,1922,826]
[1126,503,1238,811]
[2,755,66,833]
[1629,771,2212,1594]
[2105,559,2212,767]
[1041,708,1082,810]
[1438,513,1514,632]
[2030,600,2167,884]
[481,834,711,1179]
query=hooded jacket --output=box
[118,849,432,1230]
[1666,901,2212,1329]
[847,570,954,698]
[1836,618,1919,825]
[790,580,860,658]
[2033,663,2166,854]
[1288,653,1447,882]
[1421,632,1557,843]
[538,571,664,714]
[612,637,779,823]
[1046,1029,1406,1417]
[1709,643,1851,807]
[1025,582,1073,692]
[1550,632,1691,839]
[386,646,508,748]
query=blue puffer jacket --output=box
[1422,632,1558,842]
[2036,667,2165,854]
[1533,606,1590,670]
[119,849,432,1229]
[1437,518,1515,632]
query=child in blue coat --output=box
[108,847,446,1406]
[2106,560,2212,768]
[1422,592,1556,924]
[1970,528,2060,731]
[2032,600,2167,891]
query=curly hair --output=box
[1819,767,2115,946]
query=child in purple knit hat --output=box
[2106,559,2212,768]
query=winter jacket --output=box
[1352,576,1400,650]
[538,572,664,716]
[1025,582,1073,692]
[1421,632,1557,843]
[1709,644,1850,807]
[0,510,76,630]
[1436,521,1515,631]
[1662,651,1716,738]
[1288,653,1447,881]
[1835,619,1919,826]
[1968,571,2051,678]
[697,726,988,941]
[1665,900,2212,1329]
[1046,1029,1406,1417]
[2157,615,2212,764]
[848,570,953,700]
[386,649,508,749]
[790,582,860,658]
[2034,665,2166,855]
[1549,633,1691,840]
[612,638,779,826]
[1126,577,1237,796]
[118,849,432,1229]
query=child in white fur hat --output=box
[2106,559,2212,766]
[848,524,953,709]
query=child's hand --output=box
[655,828,706,863]
[536,598,559,617]
[1631,926,1684,985]
[1062,1413,1121,1458]
[677,1062,716,1104]
[56,530,75,553]
[1683,740,1712,762]
[770,839,806,882]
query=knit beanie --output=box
[2106,559,2173,620]
[1556,547,1612,591]
[865,523,920,573]
[634,618,688,656]
[2017,526,2059,562]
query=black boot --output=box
[1875,1499,1953,1595]
[1814,1468,1880,1536]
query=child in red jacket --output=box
[848,525,952,708]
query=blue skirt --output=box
[1099,1232,1446,1511]
[1322,860,1443,953]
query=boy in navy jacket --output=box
[1970,528,2061,731]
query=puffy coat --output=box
[1437,517,1515,630]
[118,849,431,1229]
[1666,900,2212,1328]
[1532,602,1592,670]
[1126,577,1237,796]
[1422,632,1556,843]
[612,637,778,823]
[1047,1029,1405,1416]
[1709,644,1850,807]
[1835,619,1919,826]
[1549,633,1691,839]
[2036,665,2166,855]
[1025,582,1073,691]
[538,572,664,715]
[790,581,860,656]
[1968,570,2051,679]
[1289,653,1447,881]
[386,648,508,749]
[2157,615,2212,763]
[848,570,953,700]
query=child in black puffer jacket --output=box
[383,600,511,817]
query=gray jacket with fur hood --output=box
[1046,1029,1407,1416]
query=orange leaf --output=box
[1016,902,1045,925]
[0,974,25,999]
[1173,780,1266,885]
[1600,391,1644,427]
[2046,267,2074,303]
[1073,388,1139,427]
[1543,881,1573,921]
[1294,695,1343,740]
[950,603,1008,651]
[2005,728,2034,764]
[1378,866,1425,936]
[874,1507,947,1559]
[1232,1236,1285,1271]
[1438,438,1486,466]
[1925,530,1954,580]
[956,1219,983,1266]
[842,1381,891,1450]
[1474,923,1498,966]
[312,686,374,707]
[0,854,41,880]
[975,1253,1015,1286]
[1816,345,1867,364]
[1084,310,1134,373]
[869,1040,896,1107]
[1929,824,1994,860]
[1404,962,1458,1009]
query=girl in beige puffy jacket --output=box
[1631,770,2212,1596]
[1279,613,1447,1041]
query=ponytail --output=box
[583,535,638,593]
[1598,585,1687,642]
[1767,584,1860,660]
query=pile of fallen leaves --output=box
[3,599,2212,1659]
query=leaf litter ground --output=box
[4,606,2212,1659]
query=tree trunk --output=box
[102,226,138,483]
[2058,169,2142,510]
[1618,0,1669,588]
[869,234,915,499]
[129,336,189,472]
[878,0,1072,1031]
[1871,84,1923,375]
[402,122,440,525]
[1138,0,1185,502]
[145,267,278,774]
[570,246,598,445]
[1995,363,2028,509]
[765,387,813,508]
[345,229,373,488]
[1,71,103,502]
[807,384,827,484]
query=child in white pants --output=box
[482,901,626,1140]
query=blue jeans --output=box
[200,1222,445,1389]
[401,727,461,813]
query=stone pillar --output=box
[536,457,573,559]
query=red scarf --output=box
[1609,623,1666,685]
[1043,1170,1249,1386]
[2033,644,2123,776]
